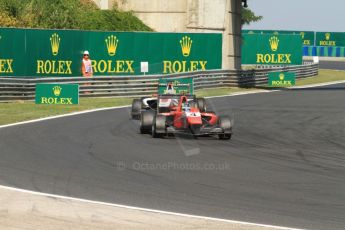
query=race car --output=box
[130,80,206,120]
[131,94,206,120]
[131,96,158,120]
[139,94,232,140]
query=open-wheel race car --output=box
[138,94,232,140]
[130,93,206,120]
[131,79,206,120]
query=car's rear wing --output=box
[157,77,194,95]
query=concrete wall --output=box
[93,0,113,9]
[114,0,187,32]
[93,0,242,70]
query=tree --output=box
[242,7,263,25]
[0,0,151,31]
[0,11,19,27]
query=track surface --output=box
[1,84,345,230]
[319,60,345,70]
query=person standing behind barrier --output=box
[82,51,93,94]
[82,51,93,77]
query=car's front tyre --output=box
[131,99,142,120]
[218,116,232,140]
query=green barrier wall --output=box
[241,34,302,65]
[243,30,345,48]
[0,29,26,76]
[315,32,345,47]
[0,28,222,77]
[243,30,345,58]
[242,29,315,46]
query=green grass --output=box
[0,97,132,125]
[1,69,344,126]
[296,69,345,86]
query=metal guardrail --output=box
[0,63,318,101]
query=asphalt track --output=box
[1,83,345,230]
[319,60,345,70]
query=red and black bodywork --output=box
[140,95,232,140]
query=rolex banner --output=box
[268,72,295,87]
[0,29,26,76]
[315,32,345,47]
[241,34,303,65]
[0,28,222,77]
[242,30,315,46]
[35,84,79,104]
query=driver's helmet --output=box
[165,82,175,94]
[182,101,190,111]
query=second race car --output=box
[139,94,232,140]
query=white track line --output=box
[0,91,270,130]
[204,89,278,99]
[0,184,305,230]
[1,80,344,130]
[1,80,343,229]
[0,105,130,129]
[290,79,345,89]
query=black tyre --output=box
[218,116,232,140]
[152,115,166,138]
[140,110,155,134]
[219,133,231,140]
[131,99,142,120]
[190,124,201,135]
[196,98,206,112]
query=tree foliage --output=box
[0,11,19,27]
[242,7,263,25]
[0,0,152,31]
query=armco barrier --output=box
[0,63,318,101]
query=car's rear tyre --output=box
[196,98,206,112]
[131,99,142,120]
[140,110,155,134]
[152,115,166,138]
[218,116,232,140]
